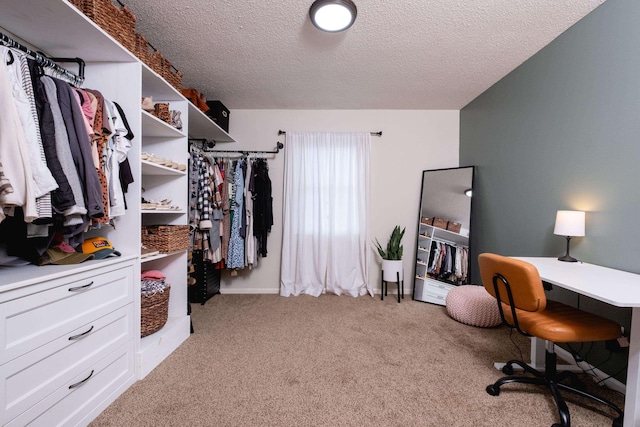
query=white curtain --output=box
[280,132,372,297]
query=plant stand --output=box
[381,260,404,303]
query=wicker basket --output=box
[77,0,136,52]
[160,57,184,91]
[446,221,462,233]
[134,33,152,65]
[140,284,170,337]
[153,103,171,123]
[432,217,448,229]
[142,225,191,254]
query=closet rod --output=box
[278,130,383,137]
[0,31,85,86]
[190,140,284,156]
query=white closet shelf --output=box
[141,111,184,138]
[141,210,186,215]
[141,160,186,176]
[0,0,135,63]
[187,102,234,142]
[141,65,184,102]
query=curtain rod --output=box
[278,130,382,137]
[189,139,284,156]
[0,31,85,86]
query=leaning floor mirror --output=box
[413,166,475,305]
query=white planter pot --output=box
[382,259,404,282]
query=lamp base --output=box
[557,236,577,262]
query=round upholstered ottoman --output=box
[445,285,502,327]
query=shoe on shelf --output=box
[146,154,170,166]
[151,198,180,211]
[141,96,154,112]
[141,244,160,259]
[170,110,183,130]
[141,197,157,210]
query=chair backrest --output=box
[478,253,546,313]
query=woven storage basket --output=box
[69,0,84,10]
[142,225,190,254]
[148,50,165,76]
[161,57,184,91]
[78,0,136,52]
[141,284,170,337]
[134,33,153,65]
[153,103,171,123]
[432,217,448,229]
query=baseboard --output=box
[219,288,280,295]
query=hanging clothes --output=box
[252,158,273,257]
[0,52,36,222]
[0,44,134,262]
[227,159,246,269]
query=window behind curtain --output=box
[280,131,372,298]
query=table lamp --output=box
[554,210,585,262]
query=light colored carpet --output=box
[91,294,624,426]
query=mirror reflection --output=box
[413,166,475,305]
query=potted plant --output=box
[374,225,406,281]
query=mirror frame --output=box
[412,166,475,304]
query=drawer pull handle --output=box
[68,281,94,292]
[68,370,94,389]
[68,325,94,341]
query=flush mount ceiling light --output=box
[309,0,357,32]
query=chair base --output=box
[486,350,624,427]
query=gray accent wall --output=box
[460,0,640,381]
[461,0,640,278]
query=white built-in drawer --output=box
[1,304,133,425]
[5,341,135,427]
[0,263,133,362]
[419,280,454,304]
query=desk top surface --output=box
[514,257,640,308]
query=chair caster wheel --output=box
[502,364,514,375]
[486,385,500,396]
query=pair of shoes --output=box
[141,96,154,112]
[141,152,187,171]
[141,152,165,164]
[170,110,183,130]
[155,198,181,211]
[141,244,160,259]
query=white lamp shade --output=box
[553,210,585,237]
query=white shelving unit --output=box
[414,222,469,305]
[0,0,235,423]
[138,74,191,378]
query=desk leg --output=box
[530,337,546,370]
[624,307,640,427]
[494,337,583,373]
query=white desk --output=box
[515,257,640,427]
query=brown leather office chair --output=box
[478,253,624,427]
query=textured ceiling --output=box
[124,0,606,110]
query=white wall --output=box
[221,109,459,295]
